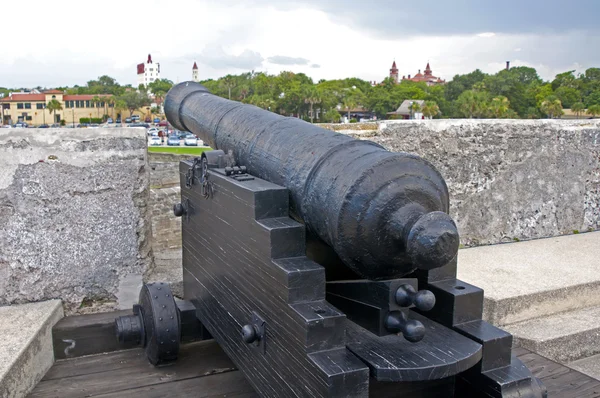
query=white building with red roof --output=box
[137,54,161,87]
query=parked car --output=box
[149,136,162,146]
[148,127,159,136]
[157,121,169,127]
[50,123,60,128]
[107,118,113,124]
[153,118,160,124]
[131,115,140,121]
[115,118,122,123]
[38,124,49,128]
[130,123,150,128]
[14,122,27,128]
[167,135,181,146]
[125,118,132,123]
[184,134,198,146]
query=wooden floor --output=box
[29,341,600,398]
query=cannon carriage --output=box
[115,82,546,397]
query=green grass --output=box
[147,146,212,155]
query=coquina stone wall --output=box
[322,119,600,246]
[0,128,152,313]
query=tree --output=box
[115,99,127,120]
[408,101,422,119]
[342,88,364,121]
[540,96,563,119]
[220,75,236,100]
[554,86,581,109]
[323,108,341,123]
[456,90,489,118]
[571,102,585,118]
[118,91,151,117]
[587,104,600,118]
[46,99,62,124]
[490,96,510,118]
[303,87,321,123]
[421,101,440,119]
[148,79,173,106]
[92,95,101,118]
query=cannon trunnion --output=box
[115,82,547,397]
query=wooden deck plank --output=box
[30,338,600,398]
[30,341,236,398]
[92,371,256,398]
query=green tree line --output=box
[3,66,600,122]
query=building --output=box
[401,62,445,86]
[0,90,115,126]
[137,54,160,87]
[192,62,199,82]
[386,99,425,120]
[390,60,399,83]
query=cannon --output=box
[115,81,546,397]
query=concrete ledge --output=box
[505,305,600,363]
[457,231,600,326]
[569,353,600,380]
[0,300,63,398]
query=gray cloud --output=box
[267,56,310,65]
[198,45,264,70]
[310,64,320,68]
[231,0,600,37]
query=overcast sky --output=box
[2,0,599,88]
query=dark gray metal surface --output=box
[165,82,459,280]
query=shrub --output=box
[79,117,103,124]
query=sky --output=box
[1,0,599,88]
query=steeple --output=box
[147,54,153,64]
[424,61,432,76]
[389,60,399,83]
[192,61,199,82]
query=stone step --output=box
[568,353,600,381]
[503,305,600,363]
[0,300,64,398]
[457,231,600,326]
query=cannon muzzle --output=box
[165,81,458,279]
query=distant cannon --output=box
[115,82,546,397]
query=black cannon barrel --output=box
[165,82,459,280]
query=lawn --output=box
[147,146,213,155]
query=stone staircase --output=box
[457,231,600,380]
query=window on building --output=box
[36,103,44,109]
[17,103,24,109]
[52,95,56,99]
[24,103,31,109]
[86,100,90,108]
[26,116,32,121]
[76,101,81,108]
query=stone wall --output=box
[326,119,600,246]
[0,128,152,313]
[148,153,194,256]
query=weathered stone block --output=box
[0,128,152,313]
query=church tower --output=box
[389,60,399,83]
[192,62,199,82]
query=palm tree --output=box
[408,101,422,119]
[92,95,101,118]
[304,87,321,123]
[221,76,236,100]
[342,95,358,121]
[490,96,510,118]
[421,101,440,119]
[587,104,600,118]
[540,97,563,119]
[46,99,63,124]
[571,102,585,118]
[456,90,489,118]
